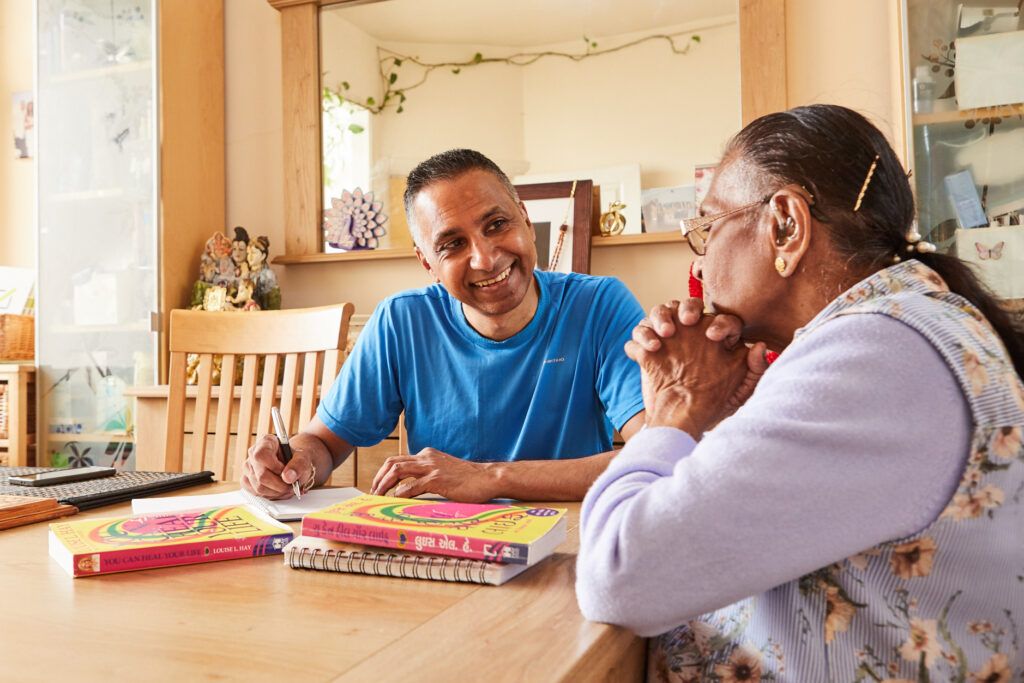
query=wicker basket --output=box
[0,383,7,440]
[0,314,34,361]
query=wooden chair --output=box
[163,304,355,482]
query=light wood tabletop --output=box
[0,482,644,682]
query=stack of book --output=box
[284,494,568,586]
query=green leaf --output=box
[473,52,482,63]
[393,58,402,67]
[348,124,365,134]
[452,67,461,74]
[398,92,406,102]
[366,96,375,106]
[590,41,598,48]
[341,80,350,90]
[692,35,701,43]
[389,72,397,84]
[397,106,404,113]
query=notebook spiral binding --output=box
[287,546,491,584]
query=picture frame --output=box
[515,180,593,274]
[641,185,696,233]
[12,91,34,160]
[516,164,642,235]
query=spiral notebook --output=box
[283,535,530,586]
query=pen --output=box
[270,406,301,500]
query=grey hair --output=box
[403,149,519,244]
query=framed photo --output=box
[641,185,696,233]
[516,164,642,235]
[515,180,593,274]
[12,91,34,160]
[694,163,717,208]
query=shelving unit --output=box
[913,104,1024,127]
[899,0,1024,294]
[0,365,36,467]
[272,231,685,265]
[36,0,225,469]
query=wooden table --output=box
[0,483,644,682]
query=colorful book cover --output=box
[300,495,567,565]
[48,505,294,578]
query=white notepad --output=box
[131,487,363,521]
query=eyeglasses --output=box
[679,194,771,256]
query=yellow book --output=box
[301,494,567,565]
[49,505,294,577]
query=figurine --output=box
[599,201,627,236]
[247,236,281,311]
[187,227,281,384]
[325,187,388,250]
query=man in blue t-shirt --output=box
[243,149,646,503]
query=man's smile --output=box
[471,264,513,288]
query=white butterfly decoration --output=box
[975,241,1005,260]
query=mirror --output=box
[318,0,741,253]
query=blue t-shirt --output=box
[316,270,645,462]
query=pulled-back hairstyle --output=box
[725,104,1024,378]
[404,149,519,238]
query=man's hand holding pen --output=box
[241,407,317,500]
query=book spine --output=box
[285,546,494,585]
[72,532,293,577]
[300,517,529,564]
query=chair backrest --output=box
[164,304,354,481]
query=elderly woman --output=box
[575,104,1024,682]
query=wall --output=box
[785,0,898,142]
[523,19,739,189]
[225,0,897,316]
[0,0,35,268]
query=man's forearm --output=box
[482,450,618,501]
[292,432,353,487]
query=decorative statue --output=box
[187,227,281,383]
[191,227,280,312]
[325,187,388,250]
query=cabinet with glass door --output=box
[901,0,1024,311]
[36,0,225,469]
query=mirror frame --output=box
[267,0,787,262]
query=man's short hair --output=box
[404,149,519,242]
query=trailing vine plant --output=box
[322,32,703,118]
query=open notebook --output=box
[130,487,362,521]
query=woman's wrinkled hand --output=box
[626,314,752,439]
[630,299,771,429]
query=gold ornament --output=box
[774,256,787,275]
[599,201,627,236]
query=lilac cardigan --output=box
[575,313,971,636]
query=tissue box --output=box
[955,28,1024,109]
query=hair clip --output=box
[853,155,880,212]
[902,226,937,257]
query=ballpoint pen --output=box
[270,406,301,500]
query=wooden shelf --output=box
[50,321,150,335]
[47,59,152,84]
[273,248,416,265]
[46,432,132,444]
[592,233,685,247]
[913,103,1024,126]
[273,233,686,265]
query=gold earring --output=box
[774,257,786,275]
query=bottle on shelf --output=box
[913,65,935,115]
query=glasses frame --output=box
[680,194,772,256]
